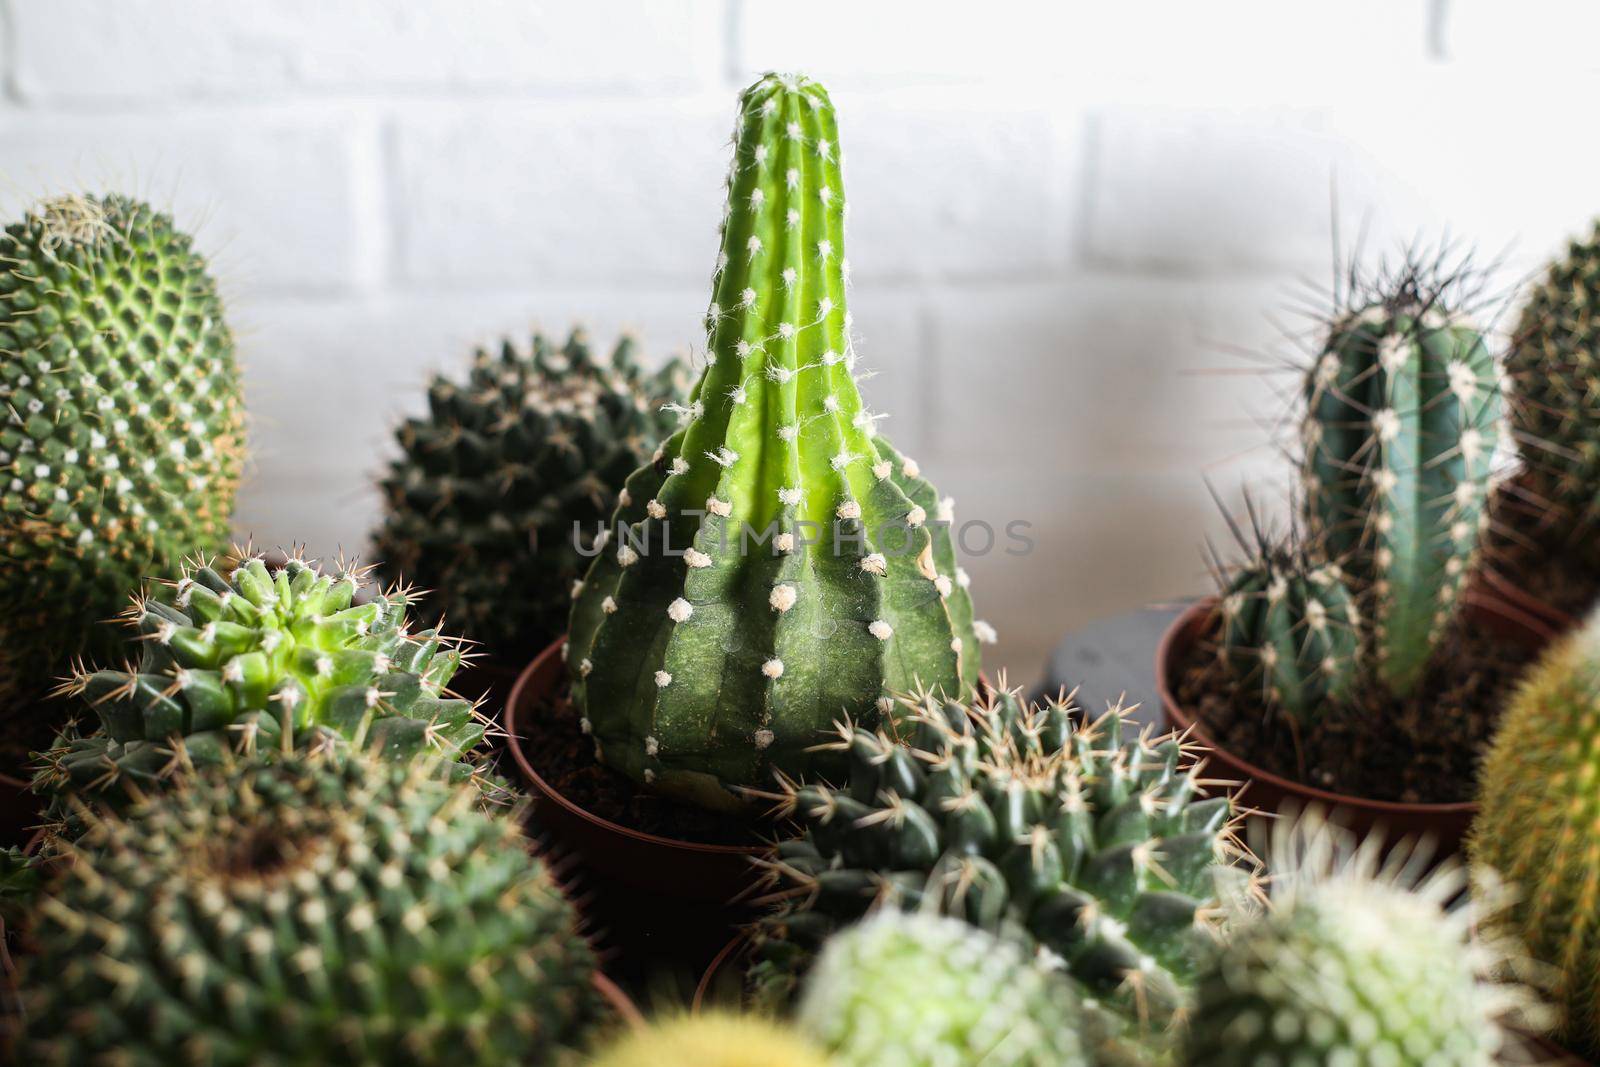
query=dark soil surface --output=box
[1176,616,1541,804]
[1483,481,1600,620]
[516,683,784,848]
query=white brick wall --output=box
[2,0,1595,684]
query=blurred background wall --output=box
[0,0,1595,684]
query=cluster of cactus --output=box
[34,551,486,812]
[1507,221,1600,537]
[567,73,986,812]
[750,683,1251,1041]
[1472,606,1600,1056]
[0,193,244,708]
[795,910,1095,1067]
[375,330,689,658]
[1189,817,1532,1066]
[1218,257,1504,713]
[16,751,605,1066]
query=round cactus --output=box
[375,330,689,657]
[1189,822,1529,1067]
[1472,607,1600,1056]
[1507,221,1600,532]
[0,192,244,707]
[34,552,486,810]
[751,684,1251,1040]
[585,1012,830,1067]
[17,751,605,1066]
[567,73,986,812]
[796,910,1094,1067]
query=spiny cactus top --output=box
[18,752,605,1067]
[1189,817,1533,1067]
[1508,220,1600,532]
[1301,257,1503,697]
[0,193,244,706]
[796,910,1094,1067]
[750,684,1251,1040]
[1472,607,1600,1056]
[568,73,985,811]
[375,330,689,657]
[35,552,486,810]
[585,1012,832,1067]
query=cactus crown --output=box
[567,73,983,811]
[35,550,487,810]
[18,752,604,1066]
[751,682,1252,1040]
[1300,249,1504,697]
[586,1011,831,1067]
[1472,606,1600,1056]
[376,329,689,655]
[0,192,244,707]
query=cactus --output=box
[584,1012,830,1067]
[1472,607,1600,1056]
[750,683,1252,1041]
[1189,817,1533,1067]
[33,551,486,811]
[17,751,605,1066]
[375,330,689,656]
[1301,258,1503,697]
[567,73,985,811]
[1507,221,1600,534]
[796,910,1095,1067]
[0,193,244,707]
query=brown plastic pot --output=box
[692,935,748,1013]
[1472,564,1579,637]
[1157,591,1559,852]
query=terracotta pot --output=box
[1516,1033,1594,1066]
[1473,564,1579,637]
[1157,592,1558,851]
[504,638,765,977]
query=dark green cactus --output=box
[33,551,486,810]
[750,684,1252,1042]
[567,74,985,812]
[375,330,689,657]
[0,193,244,708]
[17,752,605,1066]
[1302,262,1503,697]
[796,910,1095,1067]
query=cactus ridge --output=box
[1472,608,1600,1056]
[1301,250,1504,697]
[750,681,1253,1039]
[19,752,604,1066]
[376,329,689,655]
[34,548,488,812]
[568,74,985,810]
[0,192,244,706]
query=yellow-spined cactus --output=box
[585,1012,830,1067]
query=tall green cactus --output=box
[1302,268,1502,697]
[568,74,984,811]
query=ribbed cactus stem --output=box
[1219,556,1360,721]
[1303,295,1501,696]
[568,74,979,810]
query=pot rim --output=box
[504,637,763,858]
[1156,592,1557,817]
[692,934,748,1013]
[592,971,645,1028]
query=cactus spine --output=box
[568,73,983,811]
[18,752,605,1066]
[0,193,244,706]
[1301,271,1502,696]
[1472,607,1600,1055]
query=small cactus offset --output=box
[1472,607,1600,1056]
[0,193,244,706]
[584,1013,831,1067]
[1507,221,1600,535]
[568,73,985,811]
[375,330,689,656]
[34,551,486,810]
[795,910,1095,1067]
[1301,258,1503,697]
[18,752,605,1066]
[751,683,1251,1040]
[1188,818,1534,1067]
